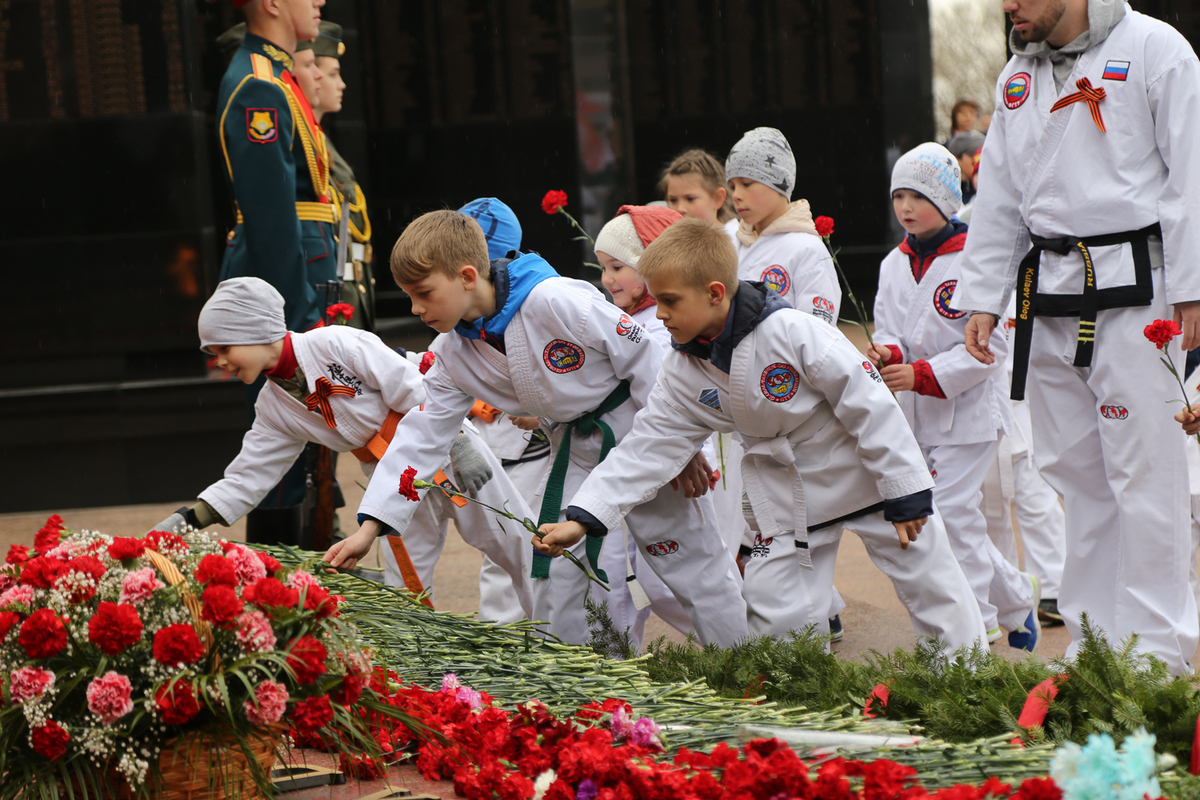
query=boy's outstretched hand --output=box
[893,517,926,550]
[670,451,714,498]
[533,521,587,558]
[1176,404,1200,436]
[323,519,382,570]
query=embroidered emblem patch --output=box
[812,296,834,323]
[246,109,277,143]
[1100,405,1129,420]
[1004,72,1032,109]
[615,314,643,343]
[751,533,773,558]
[862,361,883,383]
[760,362,799,403]
[934,280,966,319]
[698,387,723,412]
[645,541,679,557]
[543,339,585,374]
[761,265,790,295]
[326,363,364,395]
[1102,60,1130,81]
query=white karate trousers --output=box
[477,453,551,623]
[1024,277,1197,672]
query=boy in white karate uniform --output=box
[160,277,534,621]
[867,143,1039,651]
[324,211,748,648]
[536,219,987,654]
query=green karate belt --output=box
[531,379,632,582]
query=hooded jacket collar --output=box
[1008,0,1127,91]
[454,252,559,351]
[735,199,819,246]
[673,281,789,373]
[898,220,968,282]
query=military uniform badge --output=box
[246,108,277,143]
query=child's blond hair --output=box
[657,149,737,223]
[391,210,491,285]
[638,218,738,294]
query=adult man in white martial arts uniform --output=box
[954,0,1200,671]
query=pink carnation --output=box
[86,671,134,724]
[610,705,633,740]
[226,545,267,587]
[244,680,289,725]
[119,567,165,605]
[9,666,55,703]
[0,566,16,596]
[234,610,277,654]
[287,570,321,592]
[455,687,483,710]
[631,716,662,749]
[0,584,35,611]
[441,673,461,692]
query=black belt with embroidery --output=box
[1010,222,1160,401]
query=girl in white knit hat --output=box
[866,142,1040,652]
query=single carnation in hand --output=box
[31,720,69,761]
[244,577,298,610]
[9,666,56,703]
[244,680,289,725]
[107,537,146,561]
[20,608,69,658]
[1144,319,1182,350]
[201,584,244,629]
[119,567,165,605]
[193,553,237,587]
[153,623,205,667]
[155,680,202,725]
[19,556,67,589]
[226,545,268,586]
[291,695,334,732]
[6,544,30,566]
[86,671,134,725]
[87,602,144,656]
[814,215,835,237]
[234,610,277,654]
[541,190,569,215]
[399,466,420,502]
[286,635,328,685]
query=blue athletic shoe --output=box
[1008,575,1042,653]
[829,615,844,642]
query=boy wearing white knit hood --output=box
[867,143,1040,652]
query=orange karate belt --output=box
[350,407,467,509]
[1050,77,1107,133]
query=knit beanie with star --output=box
[725,127,796,199]
[593,205,683,267]
[890,142,963,221]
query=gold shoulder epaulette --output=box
[249,53,275,82]
[262,44,295,71]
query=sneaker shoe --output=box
[1038,598,1064,627]
[986,627,1003,644]
[829,615,845,642]
[1008,575,1042,652]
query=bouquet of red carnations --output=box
[0,515,416,800]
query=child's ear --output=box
[707,281,727,306]
[714,186,727,206]
[460,264,480,290]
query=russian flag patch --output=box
[1102,60,1130,81]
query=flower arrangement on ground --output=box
[0,515,418,800]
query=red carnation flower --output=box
[1011,776,1063,800]
[256,551,281,575]
[155,680,202,725]
[0,611,20,640]
[56,556,107,604]
[31,720,70,761]
[144,530,187,554]
[326,302,356,324]
[291,695,334,732]
[88,602,144,655]
[399,466,420,502]
[35,514,64,553]
[20,556,67,589]
[1144,319,1182,351]
[107,537,146,561]
[19,608,68,659]
[193,553,237,587]
[541,190,569,215]
[200,584,244,629]
[153,623,206,667]
[330,671,368,706]
[244,577,299,609]
[418,351,436,375]
[814,215,835,237]
[6,544,30,566]
[301,583,337,619]
[286,635,328,685]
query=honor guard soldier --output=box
[214,0,338,546]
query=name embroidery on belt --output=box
[698,387,723,412]
[1004,72,1031,109]
[760,362,799,402]
[543,340,585,373]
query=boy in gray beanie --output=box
[868,142,1041,653]
[155,277,539,623]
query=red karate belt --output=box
[305,377,356,427]
[1050,77,1107,132]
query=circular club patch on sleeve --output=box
[1003,72,1031,109]
[760,265,790,295]
[616,314,635,336]
[934,280,966,319]
[543,339,586,373]
[760,362,800,403]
